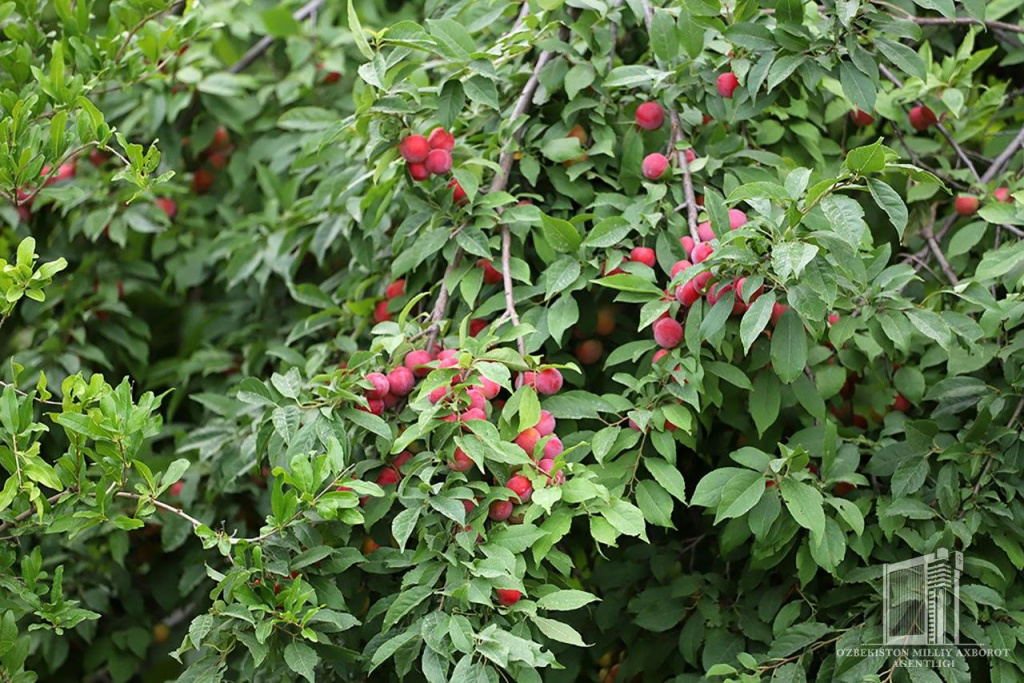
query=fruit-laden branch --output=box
[423,4,536,351]
[177,0,327,130]
[878,64,981,182]
[491,39,557,357]
[638,0,700,241]
[903,124,1024,274]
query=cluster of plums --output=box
[352,351,569,518]
[348,352,569,607]
[398,127,466,203]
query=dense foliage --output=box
[2,0,1024,680]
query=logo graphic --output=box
[836,549,1007,669]
[882,548,962,646]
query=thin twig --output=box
[0,490,75,536]
[113,6,177,63]
[177,0,327,130]
[903,123,1024,273]
[969,396,1024,498]
[912,16,1024,35]
[116,491,206,529]
[0,380,63,407]
[487,53,554,195]
[878,64,981,182]
[485,20,562,356]
[923,228,959,284]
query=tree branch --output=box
[902,123,1024,274]
[500,225,526,356]
[424,251,462,352]
[115,492,206,529]
[419,3,535,353]
[484,18,564,357]
[0,379,64,407]
[177,0,327,130]
[669,111,700,241]
[923,227,959,284]
[0,490,75,536]
[878,64,981,182]
[912,16,1024,35]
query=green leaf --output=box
[437,81,465,129]
[770,308,807,384]
[772,243,818,281]
[604,65,669,88]
[594,273,663,295]
[714,471,765,523]
[383,585,433,631]
[750,372,781,436]
[426,19,476,58]
[531,616,589,646]
[819,195,867,247]
[704,361,753,390]
[347,0,374,59]
[369,628,419,672]
[650,10,678,64]
[284,641,318,683]
[767,621,830,658]
[540,214,582,252]
[974,241,1024,281]
[827,497,865,535]
[740,293,776,353]
[905,309,952,351]
[913,0,955,20]
[839,61,876,114]
[391,508,420,551]
[536,590,599,611]
[866,178,908,238]
[728,181,791,203]
[779,479,825,538]
[845,141,886,174]
[645,458,687,502]
[564,63,595,100]
[636,480,675,528]
[691,468,750,507]
[463,76,498,109]
[540,137,585,163]
[876,38,926,80]
[599,499,647,539]
[260,6,301,37]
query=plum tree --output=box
[2,1,1024,682]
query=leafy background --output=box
[1,0,1024,681]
